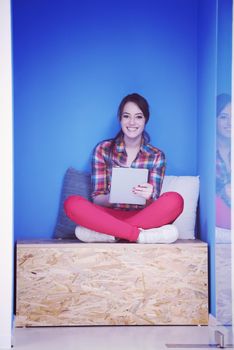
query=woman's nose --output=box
[129,117,135,124]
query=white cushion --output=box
[161,176,200,239]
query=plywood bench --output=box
[16,239,208,327]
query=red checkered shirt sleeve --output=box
[149,150,166,200]
[91,141,111,198]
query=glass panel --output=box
[215,0,233,345]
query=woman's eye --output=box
[122,114,129,119]
[136,115,144,119]
[219,113,230,120]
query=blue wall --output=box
[217,0,232,95]
[13,0,198,240]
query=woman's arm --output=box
[141,150,166,202]
[91,141,112,207]
[130,151,166,202]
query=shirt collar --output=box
[115,135,151,155]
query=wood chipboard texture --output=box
[16,240,208,327]
[216,242,232,325]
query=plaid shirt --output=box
[216,149,231,207]
[91,136,166,210]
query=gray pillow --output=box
[53,167,92,239]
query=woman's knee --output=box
[161,191,184,213]
[64,195,85,215]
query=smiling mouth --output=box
[127,127,138,131]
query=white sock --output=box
[137,224,179,244]
[75,226,116,243]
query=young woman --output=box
[64,93,184,243]
[216,93,231,229]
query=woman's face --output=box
[120,101,146,140]
[217,103,231,139]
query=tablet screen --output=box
[109,167,149,205]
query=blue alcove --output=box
[12,0,232,317]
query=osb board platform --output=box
[16,240,208,327]
[216,242,232,325]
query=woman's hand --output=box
[132,183,153,200]
[93,193,111,207]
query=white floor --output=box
[13,325,215,350]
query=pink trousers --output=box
[64,191,184,242]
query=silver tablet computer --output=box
[109,167,149,205]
